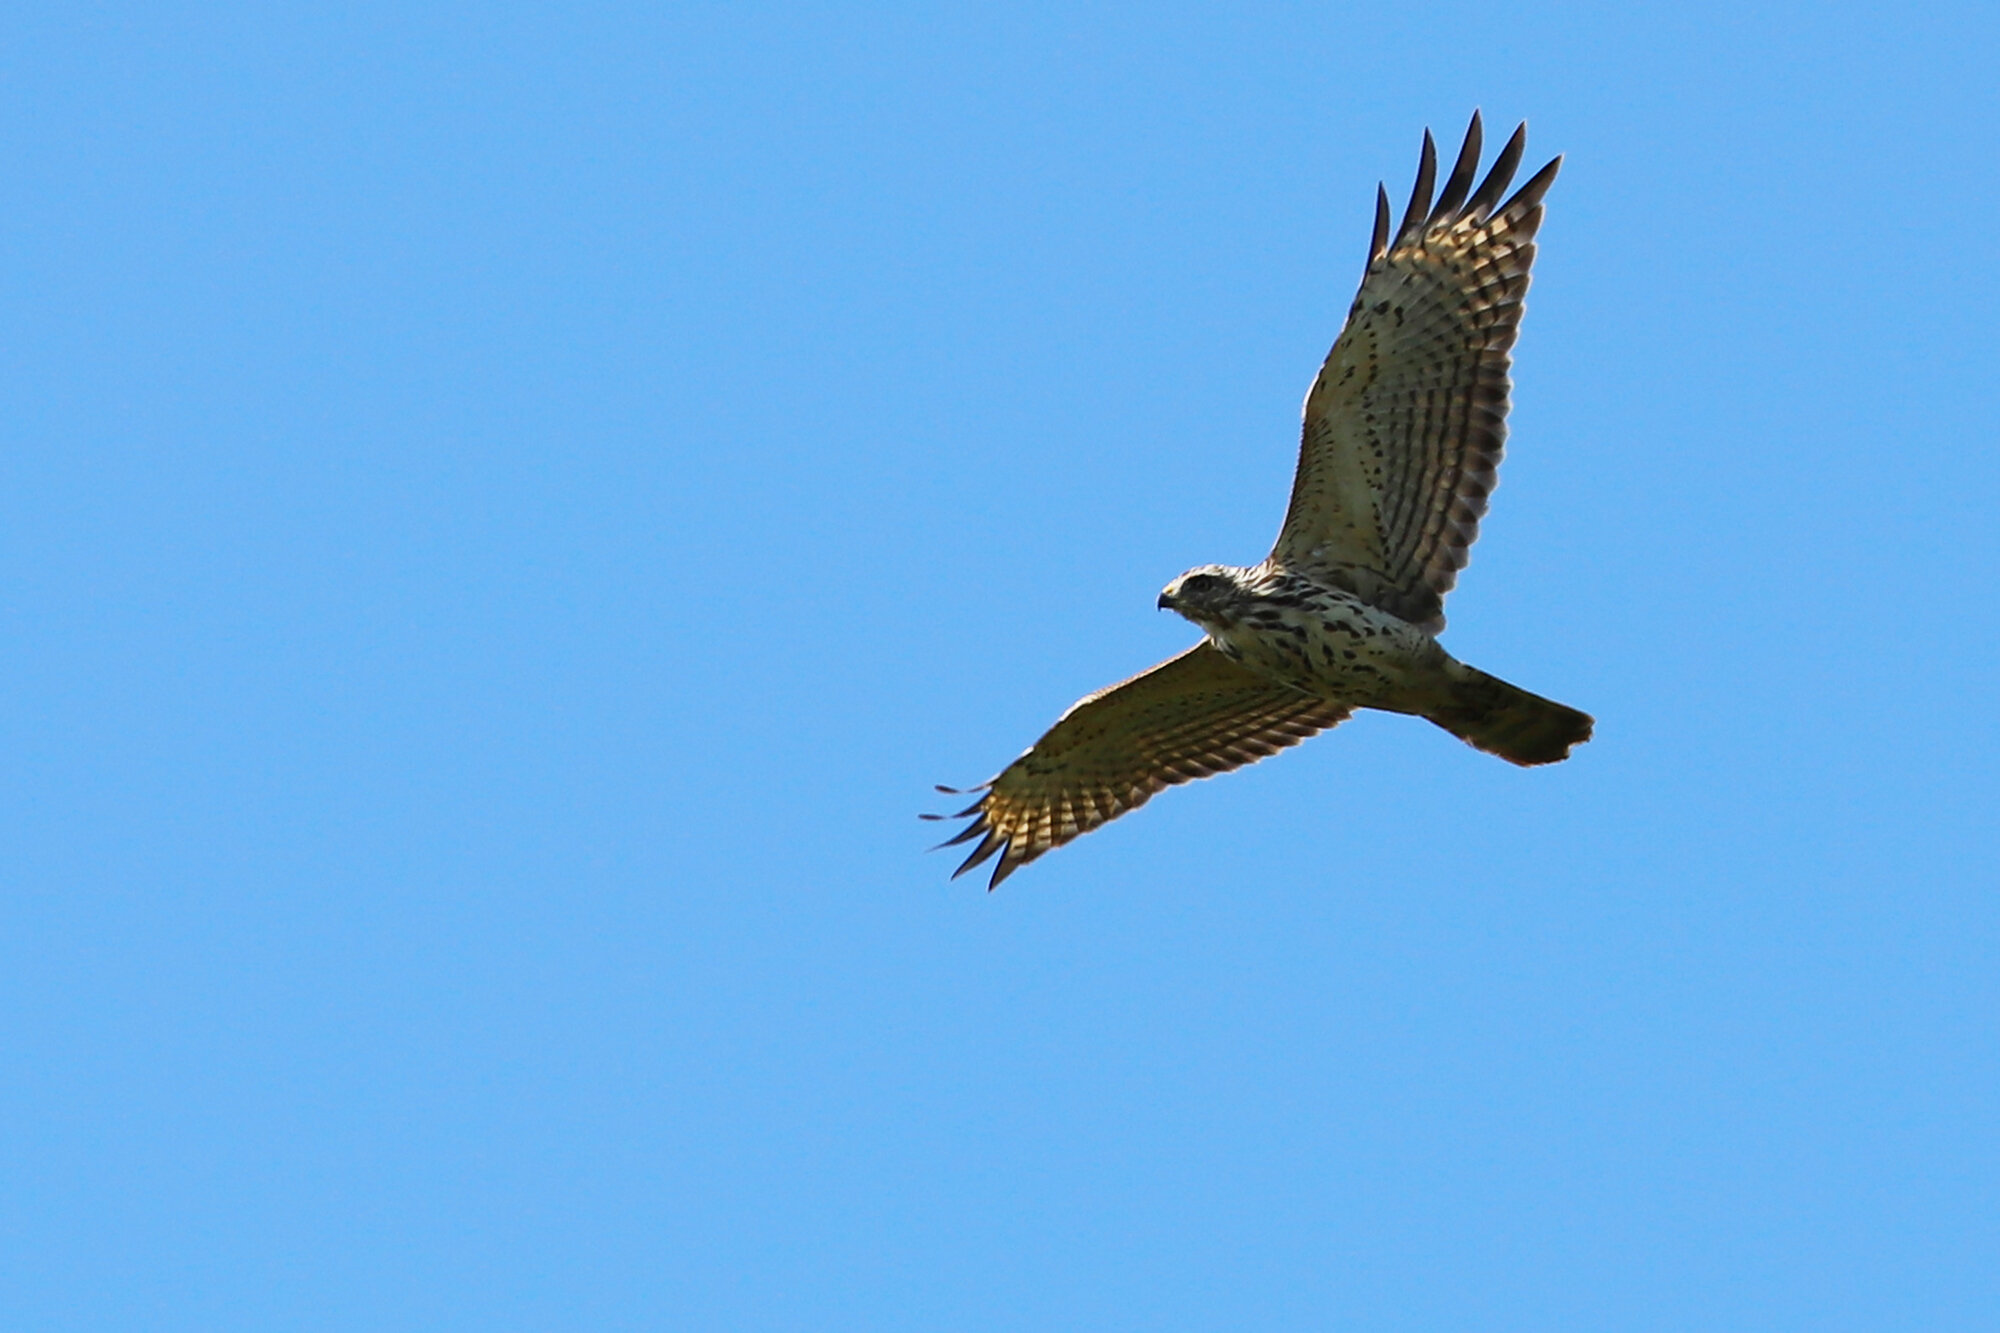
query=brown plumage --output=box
[1275,118,1559,634]
[925,645,1352,886]
[932,113,1590,888]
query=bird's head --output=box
[1158,565,1247,627]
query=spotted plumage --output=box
[930,113,1593,888]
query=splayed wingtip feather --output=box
[1467,122,1528,217]
[1395,128,1437,246]
[952,829,1005,879]
[1430,109,1483,222]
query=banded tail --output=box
[1429,666,1593,767]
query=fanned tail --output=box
[1429,667,1592,767]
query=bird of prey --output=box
[929,112,1592,888]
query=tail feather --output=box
[1430,667,1592,767]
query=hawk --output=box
[929,113,1592,888]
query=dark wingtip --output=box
[951,828,1005,879]
[1429,109,1483,222]
[921,793,987,822]
[933,816,990,850]
[1502,154,1563,216]
[1466,121,1528,218]
[1394,128,1438,246]
[1370,183,1391,263]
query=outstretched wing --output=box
[1271,112,1560,634]
[928,644,1350,889]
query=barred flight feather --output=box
[1274,111,1561,634]
[929,644,1349,889]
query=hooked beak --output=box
[1157,591,1175,610]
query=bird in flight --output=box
[929,112,1592,888]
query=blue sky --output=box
[4,3,1996,1328]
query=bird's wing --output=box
[928,643,1350,889]
[1271,113,1559,634]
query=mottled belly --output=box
[1210,595,1448,710]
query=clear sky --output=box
[4,3,1996,1328]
